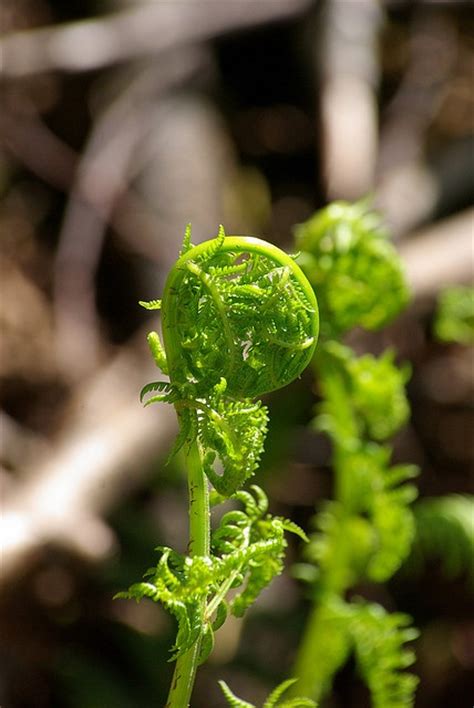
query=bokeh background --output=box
[1,1,473,706]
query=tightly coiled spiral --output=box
[162,228,319,399]
[142,228,319,496]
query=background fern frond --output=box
[350,601,419,708]
[410,494,474,583]
[264,678,317,707]
[291,597,352,700]
[218,680,255,708]
[295,200,409,337]
[434,286,474,344]
[218,678,317,708]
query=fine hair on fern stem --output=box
[123,225,319,707]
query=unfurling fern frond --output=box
[316,342,411,447]
[295,200,409,337]
[161,231,318,399]
[350,601,419,708]
[292,202,419,708]
[410,494,474,584]
[117,487,307,663]
[140,227,318,497]
[132,226,319,705]
[218,678,317,708]
[434,286,474,344]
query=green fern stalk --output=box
[117,225,319,706]
[290,202,418,705]
[165,440,210,708]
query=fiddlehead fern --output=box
[121,226,318,708]
[295,200,408,338]
[142,225,319,496]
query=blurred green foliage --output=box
[434,286,474,344]
[411,494,474,585]
[295,201,409,339]
[219,677,316,708]
[291,203,418,705]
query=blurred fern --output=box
[219,678,317,707]
[294,200,409,338]
[350,602,419,708]
[434,286,474,344]
[291,202,419,705]
[410,495,474,584]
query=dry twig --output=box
[1,333,176,590]
[0,0,311,77]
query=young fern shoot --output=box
[117,226,319,707]
[290,202,419,706]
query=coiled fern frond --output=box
[316,342,411,447]
[141,226,319,496]
[162,229,319,399]
[295,200,409,337]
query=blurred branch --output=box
[400,209,473,299]
[52,51,209,381]
[1,94,167,262]
[0,0,311,77]
[314,0,382,199]
[0,331,176,591]
[375,12,457,236]
[1,72,246,593]
[0,411,51,471]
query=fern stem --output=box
[291,602,327,700]
[165,439,210,708]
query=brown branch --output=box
[399,209,474,299]
[375,11,458,236]
[51,49,210,381]
[0,0,311,78]
[0,331,177,590]
[315,0,382,200]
